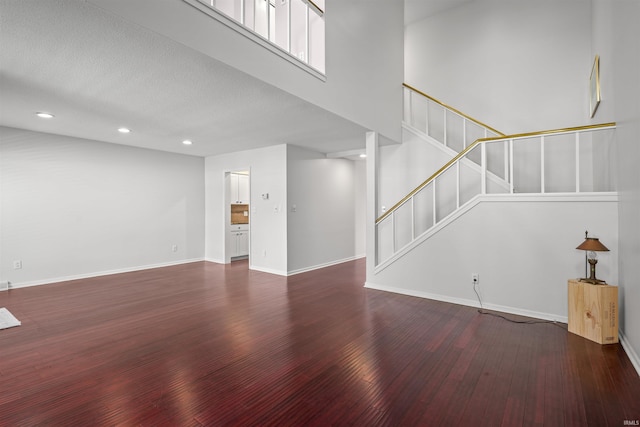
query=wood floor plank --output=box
[1,259,639,426]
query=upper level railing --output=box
[375,122,617,266]
[186,0,325,74]
[403,83,504,153]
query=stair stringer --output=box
[369,192,618,322]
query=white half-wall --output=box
[286,145,359,274]
[0,126,205,287]
[367,197,618,322]
[405,0,592,134]
[205,145,288,274]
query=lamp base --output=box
[579,277,607,285]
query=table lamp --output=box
[576,231,609,284]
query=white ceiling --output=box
[0,1,462,158]
[0,0,368,158]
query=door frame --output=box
[223,168,251,264]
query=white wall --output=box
[405,0,592,134]
[592,0,640,373]
[373,0,628,331]
[286,145,359,273]
[205,144,288,274]
[88,0,405,143]
[378,127,453,217]
[354,159,366,257]
[206,144,364,275]
[0,126,205,287]
[367,197,619,321]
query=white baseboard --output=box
[248,265,288,276]
[204,257,225,264]
[206,255,366,277]
[286,254,365,276]
[363,282,640,377]
[480,301,567,323]
[619,330,640,377]
[364,282,567,323]
[8,258,205,289]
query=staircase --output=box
[375,85,617,271]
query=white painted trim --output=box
[403,123,456,156]
[287,254,365,276]
[249,265,288,276]
[8,258,206,289]
[480,302,567,324]
[326,149,365,159]
[375,196,482,273]
[181,0,326,81]
[365,281,478,307]
[482,192,618,203]
[364,281,567,323]
[402,123,510,191]
[8,255,371,288]
[620,330,640,377]
[375,192,618,274]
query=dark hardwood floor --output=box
[1,259,638,426]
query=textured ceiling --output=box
[405,0,475,25]
[0,0,369,157]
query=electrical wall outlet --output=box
[172,245,178,253]
[472,273,479,285]
[13,260,22,270]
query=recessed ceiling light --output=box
[36,112,54,119]
[182,140,193,146]
[359,153,367,158]
[118,127,131,134]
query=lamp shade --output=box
[576,237,609,252]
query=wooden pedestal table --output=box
[568,279,618,344]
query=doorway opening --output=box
[226,170,251,265]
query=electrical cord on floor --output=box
[473,281,566,329]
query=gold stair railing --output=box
[374,121,616,266]
[403,84,505,153]
[404,83,505,137]
[377,122,616,225]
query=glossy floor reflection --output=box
[0,259,638,426]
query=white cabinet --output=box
[236,231,249,257]
[230,225,249,258]
[230,173,249,204]
[238,174,249,203]
[229,172,249,258]
[230,174,240,203]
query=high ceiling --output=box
[0,0,368,158]
[1,1,461,158]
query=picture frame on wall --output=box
[590,55,601,118]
